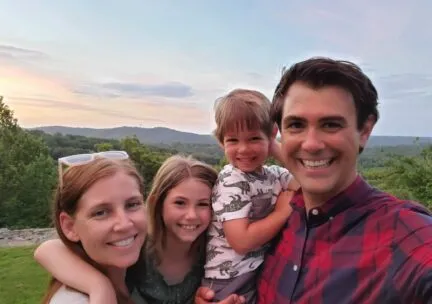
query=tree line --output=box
[0,97,431,228]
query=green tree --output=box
[120,136,172,193]
[0,97,57,228]
[95,142,114,152]
[362,145,432,209]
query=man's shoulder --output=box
[368,189,430,216]
[49,285,89,304]
[366,190,432,238]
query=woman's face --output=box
[162,177,212,244]
[61,171,147,269]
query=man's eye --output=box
[323,122,342,129]
[286,122,303,129]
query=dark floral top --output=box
[127,250,205,304]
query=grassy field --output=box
[0,246,50,304]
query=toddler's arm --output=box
[223,190,294,255]
[34,239,117,304]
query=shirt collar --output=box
[290,175,375,225]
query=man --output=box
[196,57,432,303]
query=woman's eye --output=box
[126,201,142,210]
[92,209,108,218]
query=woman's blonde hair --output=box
[42,158,144,304]
[145,154,218,262]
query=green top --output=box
[127,251,204,304]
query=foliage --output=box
[120,136,172,193]
[361,145,432,208]
[0,98,57,228]
[0,246,50,303]
[1,96,432,228]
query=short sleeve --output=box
[266,165,293,191]
[49,286,89,304]
[212,166,252,222]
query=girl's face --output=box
[60,171,147,270]
[162,177,212,244]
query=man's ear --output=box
[359,115,375,150]
[59,212,80,242]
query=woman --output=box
[36,154,236,303]
[42,151,147,303]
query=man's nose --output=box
[301,129,325,153]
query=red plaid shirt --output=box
[257,176,432,303]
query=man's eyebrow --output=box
[282,115,305,126]
[319,116,347,123]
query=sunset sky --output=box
[0,0,431,136]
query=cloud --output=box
[376,73,432,102]
[9,96,164,123]
[275,1,432,68]
[74,81,194,99]
[0,45,50,62]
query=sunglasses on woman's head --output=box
[57,150,129,186]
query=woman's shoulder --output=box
[49,285,89,304]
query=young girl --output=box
[42,152,147,304]
[35,155,224,304]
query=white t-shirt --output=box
[204,164,293,279]
[49,285,89,304]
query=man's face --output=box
[280,82,373,204]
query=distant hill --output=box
[33,126,217,145]
[33,126,432,147]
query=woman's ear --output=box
[59,212,80,242]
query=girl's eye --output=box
[251,137,262,141]
[198,201,210,207]
[174,200,185,206]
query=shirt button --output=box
[311,209,319,216]
[293,265,298,271]
[329,216,334,220]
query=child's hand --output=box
[269,138,281,159]
[274,190,294,218]
[89,277,117,304]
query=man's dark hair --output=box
[271,57,379,131]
